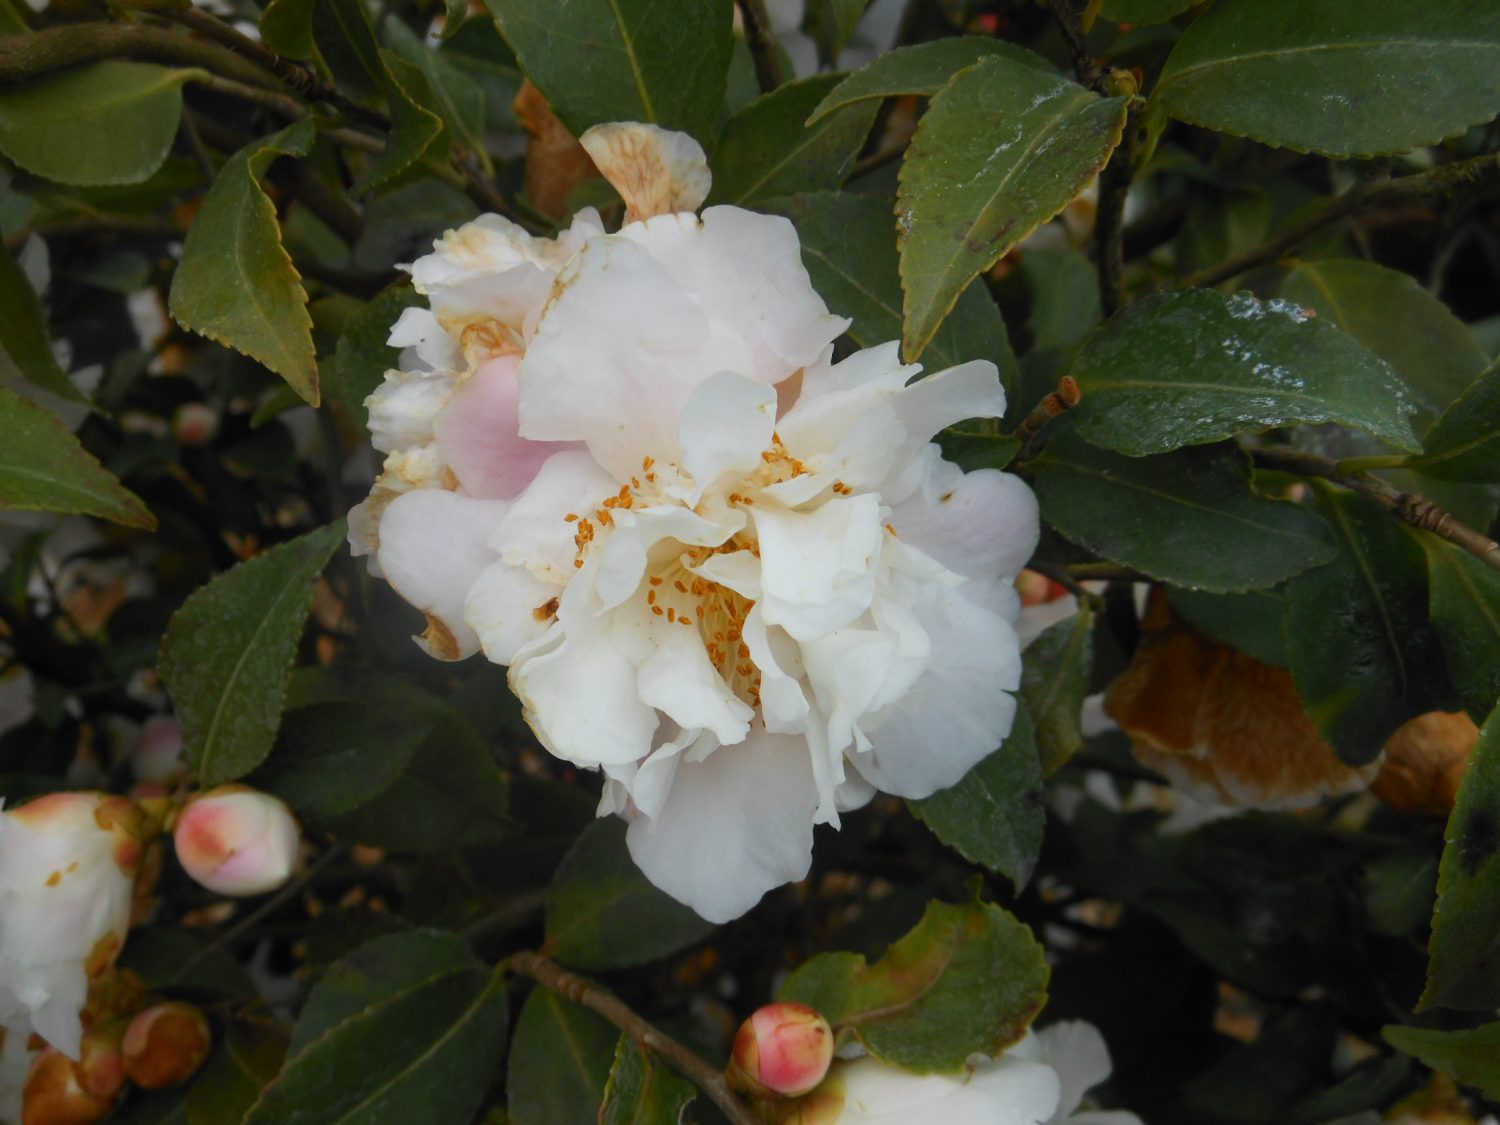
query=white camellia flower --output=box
[0,793,145,1059]
[352,122,1039,923]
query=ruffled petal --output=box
[464,559,560,664]
[754,495,883,640]
[495,451,618,581]
[433,354,570,500]
[677,372,778,502]
[579,122,711,223]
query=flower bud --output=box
[726,1002,833,1100]
[132,716,184,784]
[1372,711,1478,817]
[21,1048,114,1125]
[122,1002,212,1089]
[171,402,219,447]
[173,786,300,896]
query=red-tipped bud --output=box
[726,1002,834,1100]
[173,786,300,896]
[171,402,219,447]
[122,1002,212,1089]
[21,1048,115,1125]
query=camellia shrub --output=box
[2,0,1500,1120]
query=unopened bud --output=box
[171,402,219,447]
[726,1002,833,1100]
[122,1002,212,1089]
[1372,711,1478,816]
[72,1031,125,1104]
[22,1048,115,1125]
[173,786,300,896]
[132,716,184,784]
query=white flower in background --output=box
[353,122,1038,922]
[0,794,144,1059]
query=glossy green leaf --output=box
[1284,489,1452,765]
[0,386,153,528]
[186,1019,288,1125]
[485,0,733,143]
[260,0,315,58]
[1022,604,1095,774]
[1068,289,1420,456]
[311,0,385,97]
[598,1036,695,1125]
[708,76,876,206]
[808,37,1055,122]
[545,818,714,971]
[897,56,1126,360]
[1153,0,1500,157]
[807,0,866,61]
[1408,357,1500,482]
[764,191,1018,389]
[910,706,1044,889]
[1168,586,1290,668]
[169,120,320,404]
[384,19,487,171]
[1426,540,1500,723]
[0,61,195,186]
[507,988,617,1125]
[1422,700,1500,1011]
[1279,258,1489,421]
[159,522,346,786]
[1383,1022,1500,1098]
[1032,432,1337,592]
[779,897,1048,1072]
[0,242,84,402]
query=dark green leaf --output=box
[1022,604,1095,773]
[186,1018,288,1125]
[1098,0,1193,26]
[1020,247,1099,355]
[545,818,714,971]
[808,37,1055,122]
[1068,289,1419,456]
[384,19,487,172]
[0,61,195,186]
[1422,700,1500,1011]
[1167,586,1290,668]
[356,50,447,194]
[1032,432,1337,592]
[169,120,320,404]
[1284,488,1451,765]
[1408,357,1500,482]
[507,988,617,1125]
[1426,539,1500,723]
[1361,848,1438,937]
[910,706,1044,889]
[779,897,1048,1072]
[484,0,733,143]
[897,56,1126,360]
[708,76,876,207]
[260,0,315,58]
[598,1035,695,1125]
[0,242,85,402]
[311,0,385,98]
[1383,1022,1500,1098]
[0,385,153,528]
[159,522,346,786]
[114,1089,188,1125]
[807,0,867,61]
[1153,0,1500,158]
[117,926,258,1001]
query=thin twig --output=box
[0,22,281,89]
[193,71,307,121]
[1013,376,1081,459]
[1047,0,1103,90]
[737,0,786,93]
[177,112,218,184]
[1251,446,1500,573]
[509,951,759,1125]
[1182,151,1500,290]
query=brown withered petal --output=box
[1370,710,1479,817]
[513,79,600,222]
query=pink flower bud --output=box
[173,787,299,896]
[132,717,184,784]
[122,1002,211,1089]
[171,402,219,447]
[726,1002,834,1100]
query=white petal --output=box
[1034,1022,1115,1120]
[433,354,569,500]
[376,490,510,660]
[386,307,461,374]
[364,364,455,454]
[625,730,818,922]
[754,495,883,640]
[619,595,753,746]
[593,505,739,611]
[834,1056,1061,1125]
[495,451,618,582]
[677,372,777,502]
[464,560,559,664]
[578,122,711,223]
[891,452,1040,582]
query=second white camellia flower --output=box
[352,123,1039,923]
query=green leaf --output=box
[897,56,1126,360]
[118,927,258,1001]
[544,818,714,971]
[0,61,196,186]
[1152,0,1500,157]
[186,1018,288,1125]
[1284,488,1451,765]
[0,242,85,402]
[1422,700,1500,1011]
[910,706,1044,889]
[1068,289,1420,456]
[1032,432,1337,592]
[384,19,488,172]
[311,0,386,98]
[1426,539,1500,723]
[169,120,320,404]
[247,933,506,1125]
[507,988,617,1125]
[1279,258,1490,421]
[599,1036,695,1125]
[779,897,1048,1072]
[1022,604,1095,774]
[1167,586,1290,668]
[808,37,1055,122]
[1098,0,1193,26]
[764,191,1018,389]
[356,50,447,195]
[1383,1022,1500,1098]
[1020,247,1100,355]
[708,76,876,207]
[807,0,866,61]
[159,522,346,786]
[1408,357,1500,482]
[0,385,153,528]
[485,0,733,144]
[260,0,315,58]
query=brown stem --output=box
[737,0,785,94]
[1014,376,1081,458]
[1251,446,1500,573]
[1183,151,1500,290]
[1047,0,1103,91]
[0,22,281,89]
[509,951,760,1125]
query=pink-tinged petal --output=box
[625,730,818,922]
[495,451,618,582]
[174,787,299,897]
[890,452,1040,582]
[433,354,570,499]
[464,560,559,665]
[754,495,883,640]
[579,123,711,223]
[377,490,510,660]
[677,372,777,502]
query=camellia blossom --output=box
[0,794,145,1060]
[352,122,1038,922]
[173,786,300,897]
